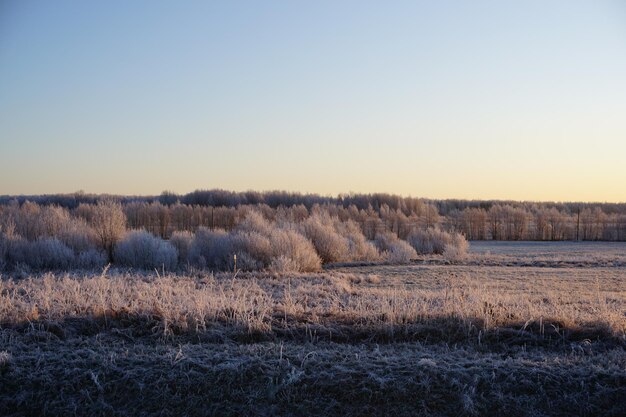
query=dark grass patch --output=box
[0,332,625,417]
[3,311,624,349]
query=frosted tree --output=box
[90,200,126,262]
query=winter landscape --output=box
[1,1,625,416]
[0,193,624,416]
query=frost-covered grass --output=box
[1,268,624,342]
[2,336,624,417]
[0,248,624,416]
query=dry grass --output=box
[0,258,625,416]
[1,267,622,343]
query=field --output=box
[468,241,626,267]
[1,242,625,416]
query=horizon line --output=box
[1,189,624,206]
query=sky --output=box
[1,1,625,202]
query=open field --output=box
[469,241,626,256]
[0,242,625,416]
[469,241,626,265]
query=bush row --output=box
[0,209,468,272]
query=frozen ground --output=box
[469,240,626,256]
[0,242,624,416]
[462,240,626,267]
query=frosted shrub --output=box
[192,230,270,272]
[269,255,299,273]
[375,232,417,264]
[407,228,469,258]
[0,227,105,271]
[0,227,7,267]
[0,209,98,270]
[335,220,381,262]
[150,211,324,272]
[233,212,321,272]
[0,226,11,271]
[76,249,107,269]
[169,231,193,265]
[267,228,321,272]
[188,228,235,270]
[4,236,29,268]
[237,210,273,235]
[233,251,265,271]
[407,228,450,254]
[302,212,380,264]
[114,231,178,270]
[26,238,75,270]
[57,219,98,253]
[384,240,416,264]
[88,200,127,262]
[443,233,469,261]
[33,206,98,253]
[302,214,349,263]
[231,231,272,268]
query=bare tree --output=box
[90,200,126,262]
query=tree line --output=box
[1,190,625,243]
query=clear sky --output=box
[1,1,625,202]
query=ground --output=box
[0,242,624,416]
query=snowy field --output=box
[1,241,624,416]
[469,240,626,256]
[463,240,626,267]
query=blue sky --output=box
[1,1,625,201]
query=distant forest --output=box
[2,189,625,241]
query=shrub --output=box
[88,200,127,263]
[407,228,469,257]
[76,249,107,269]
[189,229,271,272]
[375,232,417,264]
[231,231,272,268]
[0,205,98,256]
[57,219,98,253]
[26,238,75,270]
[233,212,321,272]
[0,226,8,269]
[232,250,265,271]
[169,231,193,265]
[443,233,469,261]
[386,240,418,264]
[267,228,321,272]
[188,228,235,270]
[302,214,350,263]
[0,221,105,271]
[335,220,381,262]
[269,255,299,273]
[114,231,178,270]
[236,210,273,235]
[407,228,450,254]
[4,235,28,268]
